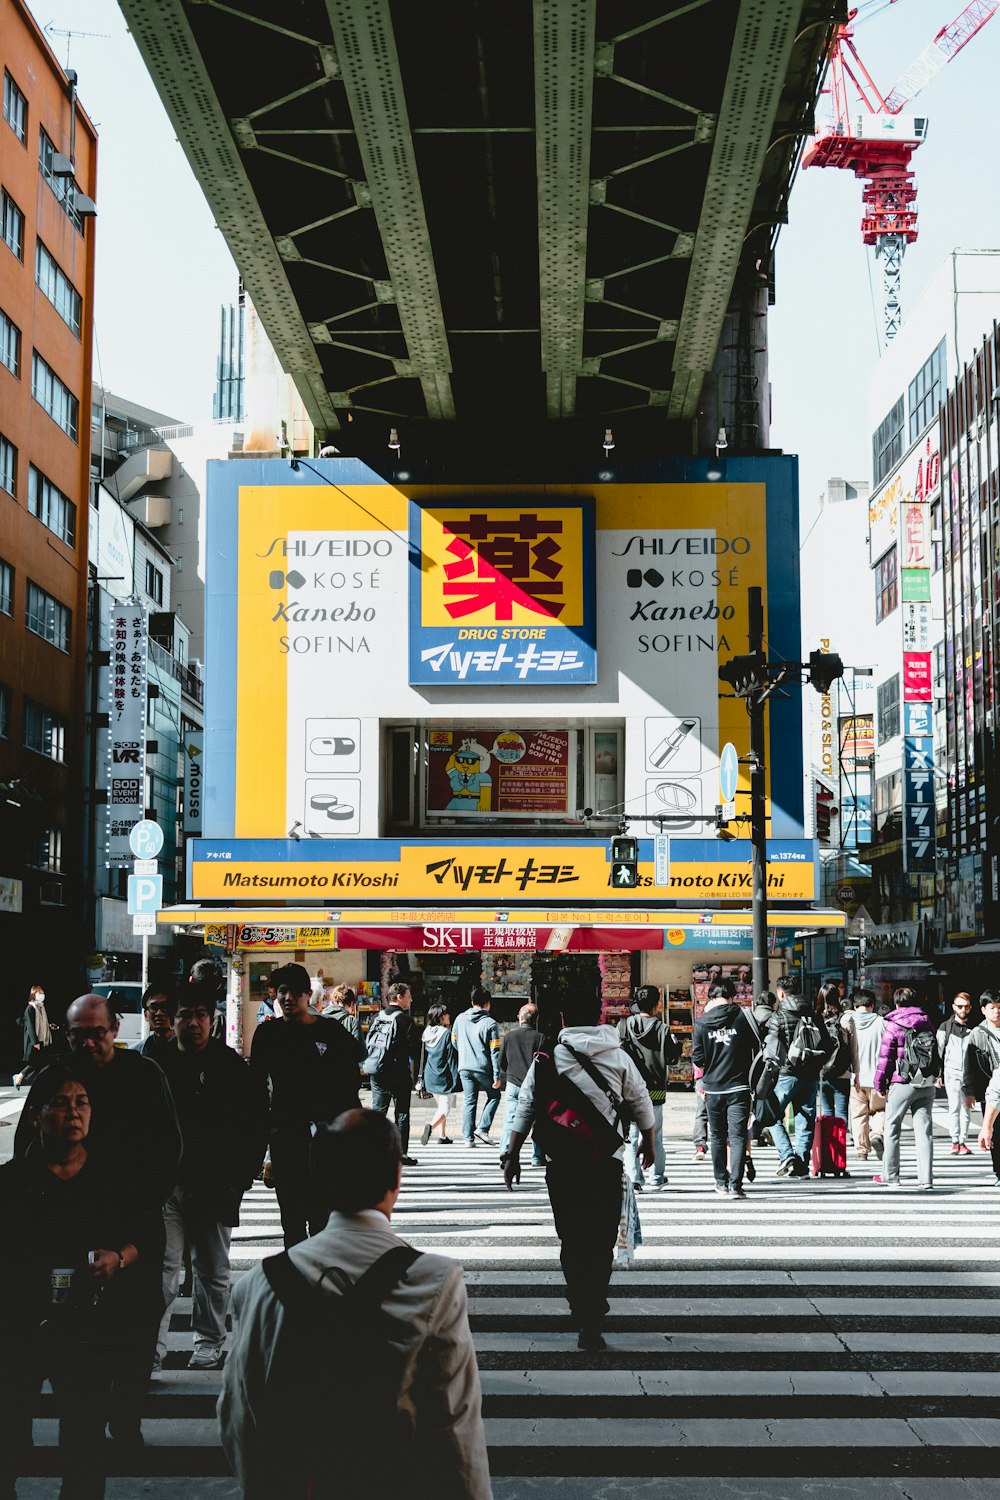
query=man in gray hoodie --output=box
[841,987,885,1161]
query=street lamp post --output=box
[719,586,844,999]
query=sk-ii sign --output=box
[408,499,597,684]
[903,701,936,873]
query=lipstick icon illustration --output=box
[649,719,698,770]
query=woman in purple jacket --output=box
[872,986,936,1189]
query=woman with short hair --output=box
[419,1004,459,1146]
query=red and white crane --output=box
[803,0,998,342]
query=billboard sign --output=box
[107,604,147,868]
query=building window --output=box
[1,189,24,261]
[909,339,947,442]
[0,683,9,739]
[24,700,66,761]
[31,354,79,441]
[38,129,83,233]
[0,433,15,497]
[0,558,11,615]
[872,396,904,488]
[25,581,71,653]
[877,674,901,743]
[875,546,898,622]
[28,467,76,547]
[0,306,20,377]
[3,72,27,145]
[176,555,183,573]
[145,561,163,605]
[30,828,62,873]
[35,242,82,337]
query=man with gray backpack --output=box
[764,975,835,1177]
[617,986,678,1190]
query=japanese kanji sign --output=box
[107,604,147,868]
[408,499,596,684]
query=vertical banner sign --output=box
[107,604,147,867]
[184,733,204,836]
[903,701,936,874]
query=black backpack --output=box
[900,1027,941,1087]
[617,1017,677,1091]
[786,1014,827,1074]
[246,1245,422,1499]
[361,1012,393,1076]
[531,1044,628,1164]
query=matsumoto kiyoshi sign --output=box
[204,457,802,846]
[189,838,818,904]
[408,499,597,685]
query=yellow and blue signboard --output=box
[408,498,596,684]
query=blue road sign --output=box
[129,819,164,860]
[719,742,739,803]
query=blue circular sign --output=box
[719,742,739,803]
[129,819,164,860]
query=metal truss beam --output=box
[533,0,597,419]
[324,0,455,420]
[669,0,805,420]
[117,0,341,435]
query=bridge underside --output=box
[120,0,837,457]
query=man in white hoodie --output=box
[502,993,654,1351]
[841,987,886,1161]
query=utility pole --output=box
[719,589,844,1001]
[747,587,768,998]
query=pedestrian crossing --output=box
[17,1098,1000,1494]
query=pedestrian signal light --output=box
[610,835,639,889]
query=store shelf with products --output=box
[598,950,632,1027]
[667,988,694,1086]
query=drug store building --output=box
[158,456,844,1081]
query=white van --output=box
[88,982,144,1047]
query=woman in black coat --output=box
[0,1062,150,1499]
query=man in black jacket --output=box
[617,986,677,1190]
[250,963,364,1246]
[764,974,835,1177]
[499,1004,545,1166]
[366,982,421,1166]
[155,986,269,1370]
[691,980,757,1199]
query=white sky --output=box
[27,0,1000,466]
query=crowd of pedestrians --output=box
[4,964,997,1498]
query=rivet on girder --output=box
[392,359,414,377]
[374,281,396,303]
[351,181,373,208]
[648,390,671,406]
[581,357,602,376]
[657,320,679,340]
[694,113,717,144]
[671,234,695,259]
[588,180,607,205]
[308,324,333,344]
[328,393,353,407]
[274,237,302,262]
[585,279,605,302]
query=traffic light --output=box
[808,649,844,694]
[718,651,767,695]
[610,835,639,888]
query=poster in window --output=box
[425,727,574,819]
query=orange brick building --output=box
[0,0,96,1020]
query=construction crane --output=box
[803,1,998,342]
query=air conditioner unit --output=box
[39,878,65,906]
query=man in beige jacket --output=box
[218,1110,492,1499]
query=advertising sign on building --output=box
[902,652,932,701]
[868,434,941,565]
[408,499,597,685]
[901,601,932,651]
[903,701,936,873]
[184,734,204,836]
[107,604,147,867]
[425,727,573,819]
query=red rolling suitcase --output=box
[811,1089,849,1178]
